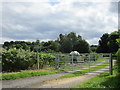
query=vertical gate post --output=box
[110,53,113,75]
[58,54,60,68]
[88,54,90,72]
[72,54,73,64]
[37,51,39,69]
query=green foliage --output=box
[73,63,120,88]
[108,34,119,53]
[2,71,56,80]
[2,48,36,72]
[90,45,98,52]
[97,30,120,53]
[2,48,56,72]
[116,49,120,73]
[58,32,90,53]
[38,53,56,68]
[49,41,60,52]
[60,71,86,78]
[74,73,120,88]
[97,33,110,53]
[3,32,90,53]
[116,38,120,47]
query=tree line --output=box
[3,32,90,53]
[3,30,120,53]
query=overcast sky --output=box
[1,0,119,45]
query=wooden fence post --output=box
[72,54,73,64]
[37,51,39,69]
[110,53,113,75]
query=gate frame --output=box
[55,53,113,75]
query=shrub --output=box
[2,48,36,72]
[2,48,56,72]
[116,48,120,73]
[39,53,55,68]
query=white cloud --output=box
[1,1,118,45]
[86,38,100,45]
[1,0,119,3]
[0,37,16,44]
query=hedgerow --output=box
[2,48,55,72]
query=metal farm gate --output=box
[54,53,113,75]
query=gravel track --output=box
[2,73,68,88]
[2,59,109,88]
[26,66,109,88]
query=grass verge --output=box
[73,73,120,88]
[2,70,57,80]
[73,66,120,88]
[60,71,86,78]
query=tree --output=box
[90,45,98,52]
[108,34,119,53]
[49,41,60,52]
[3,32,90,53]
[73,39,90,53]
[97,33,110,53]
[58,32,90,53]
[97,30,120,53]
[116,38,120,72]
[59,34,72,53]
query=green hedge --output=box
[116,48,120,73]
[2,48,55,72]
[2,48,37,72]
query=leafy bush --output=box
[38,53,56,68]
[2,48,56,72]
[116,48,120,73]
[2,48,36,72]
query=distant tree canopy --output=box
[58,32,90,53]
[3,40,41,52]
[97,30,120,53]
[90,45,98,52]
[3,32,90,53]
